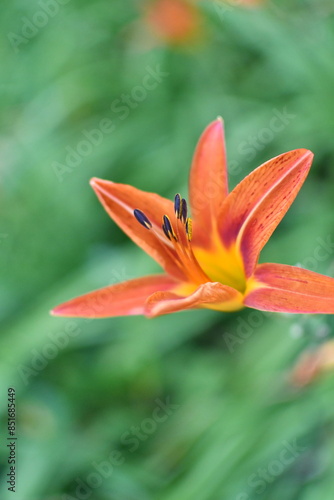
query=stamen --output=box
[134,196,208,285]
[134,209,152,229]
[180,198,188,223]
[175,194,188,223]
[186,218,193,241]
[162,215,177,241]
[162,224,171,240]
[174,193,181,217]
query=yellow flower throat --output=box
[134,193,247,295]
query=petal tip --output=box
[90,177,102,189]
[294,148,314,162]
[50,307,60,316]
[301,148,314,156]
[200,117,225,142]
[90,177,114,195]
[50,305,80,318]
[50,303,73,317]
[298,149,314,169]
[211,116,224,130]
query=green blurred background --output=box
[1,0,334,499]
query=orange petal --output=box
[51,275,177,318]
[145,281,243,317]
[90,178,186,281]
[189,118,229,248]
[219,149,314,276]
[245,263,334,313]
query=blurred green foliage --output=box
[1,0,334,499]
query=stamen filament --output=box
[174,215,209,283]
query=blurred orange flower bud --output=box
[144,0,202,46]
[291,340,334,387]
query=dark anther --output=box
[134,209,152,229]
[186,218,193,241]
[174,193,181,217]
[180,198,188,223]
[163,215,173,233]
[162,215,177,241]
[162,223,171,240]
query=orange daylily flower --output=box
[144,0,201,46]
[142,0,263,48]
[52,119,334,319]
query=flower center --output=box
[193,234,247,293]
[133,194,210,285]
[133,194,247,294]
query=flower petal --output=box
[245,263,334,313]
[219,149,314,276]
[145,281,243,317]
[51,275,177,318]
[90,178,186,281]
[189,118,229,248]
